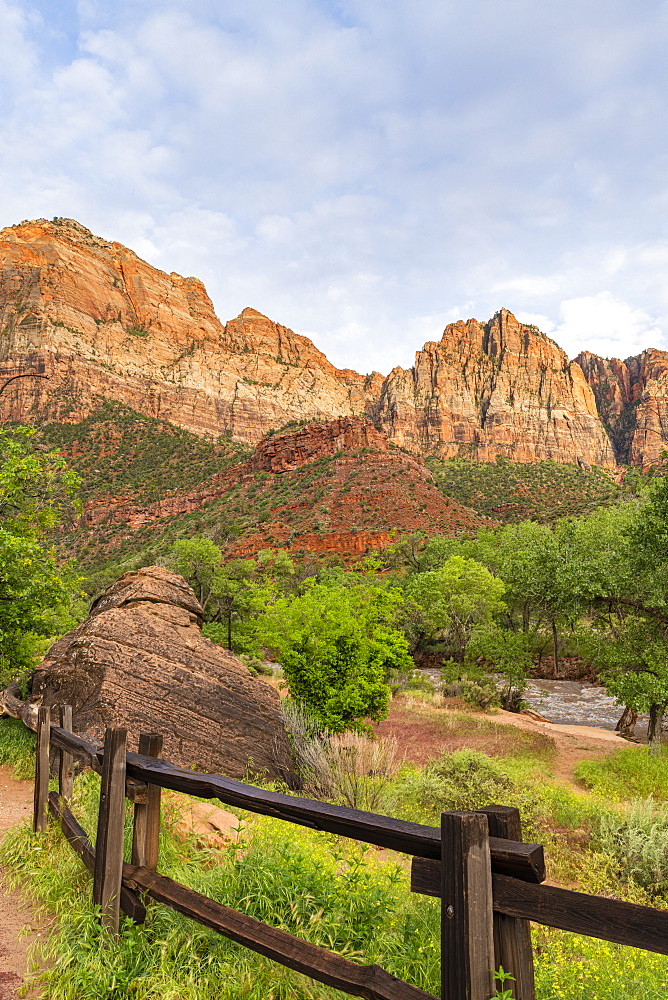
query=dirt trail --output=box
[374,697,635,786]
[0,766,42,999]
[486,708,635,783]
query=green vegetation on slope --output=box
[35,401,251,504]
[426,455,621,522]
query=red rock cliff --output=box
[376,309,616,467]
[0,218,381,441]
[577,349,668,467]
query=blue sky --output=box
[2,0,668,374]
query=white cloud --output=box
[0,0,667,375]
[553,293,666,361]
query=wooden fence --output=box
[30,704,668,1000]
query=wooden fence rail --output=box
[29,708,668,1000]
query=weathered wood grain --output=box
[93,727,127,937]
[131,733,162,869]
[58,705,74,802]
[477,806,535,1000]
[32,706,50,834]
[411,859,668,957]
[441,811,495,1000]
[492,874,668,956]
[47,724,545,878]
[123,863,438,1000]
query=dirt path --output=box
[373,697,635,786]
[0,766,42,999]
[485,708,635,783]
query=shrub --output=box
[595,800,668,895]
[395,749,516,820]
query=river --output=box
[524,678,649,739]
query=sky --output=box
[1,0,668,375]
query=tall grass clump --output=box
[0,717,35,778]
[281,701,402,812]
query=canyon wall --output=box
[375,309,616,467]
[2,216,668,468]
[576,350,668,467]
[0,218,381,442]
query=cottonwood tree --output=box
[259,581,411,733]
[0,426,81,685]
[405,555,506,659]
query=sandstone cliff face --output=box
[577,349,668,467]
[0,218,381,441]
[249,416,388,473]
[5,217,668,469]
[26,566,295,780]
[375,309,616,467]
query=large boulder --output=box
[7,566,295,781]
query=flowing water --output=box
[419,667,649,740]
[524,678,649,739]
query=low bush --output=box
[595,800,668,896]
[393,749,516,822]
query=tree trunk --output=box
[552,621,559,676]
[615,705,638,738]
[648,703,665,754]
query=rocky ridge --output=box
[377,310,615,467]
[1,217,668,468]
[0,218,381,442]
[576,350,668,467]
[77,417,495,559]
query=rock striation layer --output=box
[3,217,668,468]
[21,566,295,780]
[375,309,616,467]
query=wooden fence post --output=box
[32,705,51,833]
[477,806,536,1000]
[93,727,127,937]
[58,705,74,802]
[441,811,495,1000]
[131,733,163,870]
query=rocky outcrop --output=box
[250,416,388,473]
[0,218,381,442]
[375,309,616,467]
[577,349,668,467]
[15,566,295,780]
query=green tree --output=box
[259,581,411,732]
[466,625,532,710]
[0,426,81,685]
[406,556,506,658]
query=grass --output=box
[426,455,621,523]
[4,709,668,997]
[0,717,36,779]
[575,747,668,801]
[1,771,441,999]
